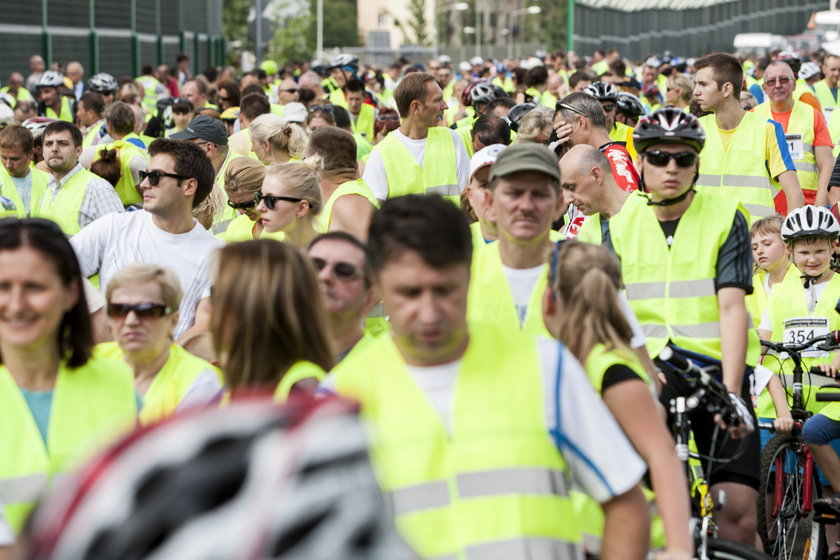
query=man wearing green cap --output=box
[467,143,564,336]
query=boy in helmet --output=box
[605,107,761,547]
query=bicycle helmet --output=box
[776,50,802,74]
[781,205,840,242]
[36,71,65,89]
[88,73,117,94]
[462,81,497,108]
[633,107,705,154]
[584,81,619,102]
[25,397,414,560]
[0,103,14,129]
[330,54,359,70]
[617,92,645,119]
[799,61,821,81]
[22,117,56,140]
[507,102,536,132]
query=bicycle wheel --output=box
[757,434,825,560]
[705,538,774,559]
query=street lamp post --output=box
[436,1,469,56]
[508,5,542,60]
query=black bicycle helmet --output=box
[584,81,619,102]
[617,92,645,119]
[507,103,536,132]
[633,107,705,154]
[24,397,414,560]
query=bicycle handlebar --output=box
[761,330,840,355]
[816,384,840,402]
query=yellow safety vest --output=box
[0,86,32,106]
[82,121,106,148]
[829,108,840,158]
[0,167,49,218]
[94,139,149,206]
[610,192,758,364]
[269,103,285,118]
[45,97,73,123]
[317,179,379,233]
[746,263,793,329]
[215,212,287,243]
[351,103,375,141]
[333,326,581,559]
[353,131,372,160]
[577,214,603,245]
[95,342,222,426]
[0,357,137,531]
[697,112,779,221]
[814,80,840,118]
[377,127,459,199]
[135,75,163,115]
[754,101,818,192]
[37,168,101,235]
[609,122,637,161]
[456,121,474,157]
[273,360,325,402]
[467,241,550,337]
[329,88,347,108]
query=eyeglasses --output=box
[280,88,299,94]
[107,302,172,319]
[556,102,586,117]
[600,103,616,113]
[227,198,257,210]
[643,150,698,168]
[309,104,334,114]
[764,77,792,87]
[254,192,303,210]
[377,114,400,122]
[311,257,361,280]
[139,170,191,186]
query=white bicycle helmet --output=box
[88,72,117,94]
[330,54,359,70]
[584,81,619,102]
[25,397,414,560]
[781,205,840,242]
[36,71,65,89]
[22,117,56,140]
[799,61,821,81]
[0,103,14,129]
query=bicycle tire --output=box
[756,434,825,560]
[705,538,774,559]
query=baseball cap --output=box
[469,144,507,181]
[171,115,228,146]
[489,143,560,182]
[283,102,307,123]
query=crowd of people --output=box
[3,43,840,559]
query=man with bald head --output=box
[559,144,630,244]
[25,55,45,93]
[66,62,85,101]
[753,60,833,208]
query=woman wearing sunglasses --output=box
[256,162,323,250]
[217,157,285,242]
[211,239,333,401]
[0,218,137,535]
[542,240,692,560]
[249,113,308,165]
[305,104,337,132]
[96,264,221,426]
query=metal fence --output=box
[0,0,224,81]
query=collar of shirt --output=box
[48,162,84,192]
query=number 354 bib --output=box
[783,317,829,358]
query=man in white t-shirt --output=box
[71,138,223,339]
[362,72,469,201]
[323,194,649,559]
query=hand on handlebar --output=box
[715,392,755,439]
[773,415,795,436]
[819,361,840,378]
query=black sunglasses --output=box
[377,114,400,122]
[280,88,299,94]
[643,150,698,168]
[139,170,190,186]
[227,198,257,210]
[107,302,171,319]
[311,257,361,280]
[309,104,334,114]
[255,192,303,210]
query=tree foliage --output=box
[393,0,430,47]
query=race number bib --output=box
[783,317,829,358]
[785,134,804,160]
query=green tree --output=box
[266,2,315,64]
[393,0,431,46]
[542,0,567,53]
[323,0,361,48]
[223,0,254,63]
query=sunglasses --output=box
[280,88,299,94]
[311,257,361,280]
[643,150,698,168]
[556,102,586,117]
[309,104,335,114]
[227,198,257,210]
[107,302,171,319]
[254,192,303,210]
[601,103,616,113]
[377,114,400,122]
[764,77,791,87]
[139,170,190,186]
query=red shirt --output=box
[600,142,640,192]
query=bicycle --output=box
[655,346,771,560]
[756,332,840,560]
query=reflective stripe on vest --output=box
[610,192,751,361]
[377,127,459,199]
[333,327,580,558]
[36,167,99,235]
[697,111,778,221]
[467,241,550,336]
[318,179,379,233]
[754,100,818,191]
[0,358,136,531]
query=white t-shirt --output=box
[323,338,645,504]
[363,128,470,200]
[502,264,544,327]
[70,210,224,338]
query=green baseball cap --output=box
[488,143,560,183]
